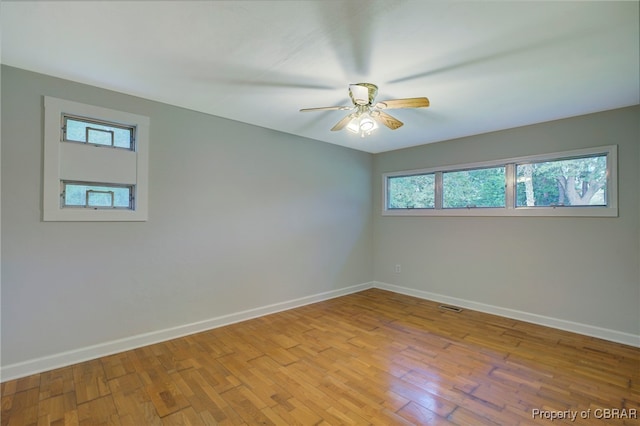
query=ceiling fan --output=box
[300,83,429,137]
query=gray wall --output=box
[1,66,373,366]
[2,65,638,374]
[373,106,640,336]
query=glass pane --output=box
[64,117,133,149]
[63,183,132,208]
[87,190,114,207]
[443,167,505,208]
[516,155,607,207]
[387,174,435,209]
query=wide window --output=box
[383,145,617,217]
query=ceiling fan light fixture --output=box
[346,118,360,134]
[346,111,378,137]
[359,114,377,132]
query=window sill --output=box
[382,206,618,217]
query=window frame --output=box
[61,181,135,210]
[386,172,436,210]
[43,96,149,221]
[382,145,617,217]
[441,164,507,210]
[62,114,136,151]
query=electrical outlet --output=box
[395,264,401,273]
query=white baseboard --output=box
[373,281,640,348]
[0,282,374,382]
[3,281,637,382]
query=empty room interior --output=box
[1,1,639,425]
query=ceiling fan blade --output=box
[374,97,430,110]
[330,114,355,131]
[300,105,353,112]
[372,111,404,130]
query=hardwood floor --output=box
[2,288,639,425]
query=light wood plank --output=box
[2,289,639,425]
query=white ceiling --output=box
[2,1,638,153]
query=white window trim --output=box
[43,96,149,221]
[382,145,618,217]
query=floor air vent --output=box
[439,304,463,313]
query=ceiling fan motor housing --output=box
[349,83,378,105]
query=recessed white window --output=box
[63,115,135,150]
[43,97,149,221]
[61,181,134,209]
